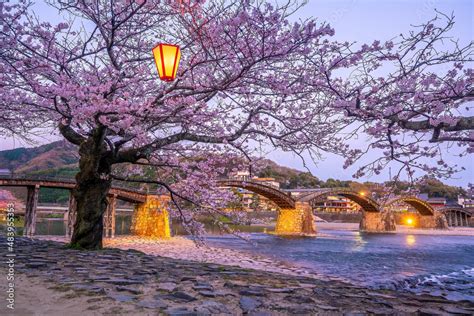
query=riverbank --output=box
[1,237,473,315]
[36,235,317,278]
[33,223,474,280]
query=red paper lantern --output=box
[152,43,181,82]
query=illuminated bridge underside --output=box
[218,180,317,235]
[385,196,448,229]
[298,188,381,212]
[384,196,435,216]
[218,180,296,209]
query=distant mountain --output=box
[0,141,322,190]
[0,141,78,174]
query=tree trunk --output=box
[70,131,112,249]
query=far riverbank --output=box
[315,222,474,236]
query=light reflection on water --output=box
[30,216,271,236]
[351,232,367,252]
[406,234,416,246]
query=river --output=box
[30,217,474,302]
[206,229,474,302]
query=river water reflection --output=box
[32,216,270,236]
[206,230,474,302]
[32,217,474,302]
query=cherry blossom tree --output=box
[1,0,350,248]
[1,1,472,249]
[317,12,473,181]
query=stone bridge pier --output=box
[358,210,448,232]
[131,195,171,238]
[417,211,448,229]
[359,211,396,233]
[274,202,316,236]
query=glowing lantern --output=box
[405,217,414,226]
[152,43,181,82]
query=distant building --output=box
[458,196,474,208]
[252,177,280,189]
[229,170,251,181]
[284,189,361,213]
[418,193,446,209]
[466,185,474,198]
[464,200,474,208]
[311,196,361,213]
[428,198,447,208]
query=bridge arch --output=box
[439,207,472,227]
[217,180,295,209]
[297,188,381,212]
[384,196,435,216]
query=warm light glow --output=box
[131,195,171,238]
[359,191,366,196]
[405,216,415,226]
[406,235,416,246]
[152,43,181,82]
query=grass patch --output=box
[65,243,85,250]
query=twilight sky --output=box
[0,0,472,186]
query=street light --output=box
[152,43,181,82]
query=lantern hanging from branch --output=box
[152,43,181,82]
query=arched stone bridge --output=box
[218,180,449,234]
[439,207,472,227]
[0,176,450,240]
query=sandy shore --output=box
[35,235,320,279]
[0,273,139,316]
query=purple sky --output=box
[1,0,472,186]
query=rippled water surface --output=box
[206,230,474,302]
